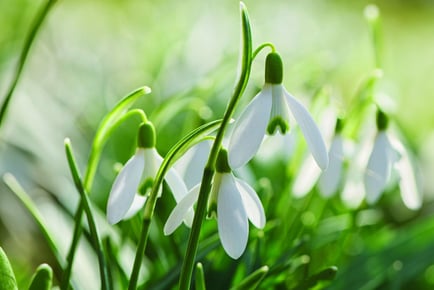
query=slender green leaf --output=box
[28,264,53,290]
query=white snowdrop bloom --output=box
[390,136,422,210]
[363,109,422,209]
[174,139,212,189]
[318,134,345,198]
[364,131,396,204]
[341,134,373,209]
[106,122,189,225]
[228,52,328,170]
[292,108,337,198]
[164,149,265,259]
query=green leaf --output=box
[0,247,18,290]
[230,266,269,290]
[28,264,53,290]
[2,174,65,269]
[84,86,151,191]
[195,262,206,290]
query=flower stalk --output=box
[177,3,253,289]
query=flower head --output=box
[228,52,328,170]
[106,122,189,224]
[164,149,265,259]
[364,109,422,209]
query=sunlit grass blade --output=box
[28,264,53,290]
[85,86,151,190]
[2,174,66,280]
[230,266,269,290]
[195,262,206,290]
[0,247,18,290]
[62,86,150,289]
[64,138,111,290]
[0,0,58,129]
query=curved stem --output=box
[64,139,111,290]
[178,3,253,289]
[61,88,149,289]
[0,0,58,129]
[252,42,276,61]
[84,108,147,191]
[128,120,223,290]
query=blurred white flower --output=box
[291,107,337,198]
[318,134,345,198]
[106,122,189,225]
[364,131,396,204]
[363,110,422,209]
[228,52,328,170]
[164,149,265,259]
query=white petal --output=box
[292,154,322,198]
[390,139,422,210]
[319,136,344,198]
[235,177,266,229]
[341,138,370,209]
[174,140,211,189]
[163,184,201,235]
[364,132,393,204]
[165,166,189,202]
[143,148,163,180]
[228,85,273,168]
[107,149,145,224]
[284,90,329,170]
[218,174,248,259]
[123,194,147,220]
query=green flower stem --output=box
[364,4,383,69]
[178,3,253,289]
[61,87,149,290]
[0,0,58,129]
[64,138,111,290]
[252,42,276,61]
[128,120,223,290]
[84,108,148,191]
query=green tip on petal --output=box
[216,149,231,173]
[138,122,156,148]
[376,109,388,131]
[138,177,153,196]
[265,52,283,84]
[267,117,289,135]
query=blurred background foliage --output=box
[0,0,434,289]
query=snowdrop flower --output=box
[228,52,328,170]
[318,119,345,198]
[364,110,397,204]
[106,122,189,225]
[390,135,422,210]
[164,149,266,259]
[291,107,337,198]
[364,109,422,208]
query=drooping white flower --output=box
[228,52,328,170]
[106,122,189,225]
[164,149,266,259]
[364,131,396,204]
[291,107,337,198]
[363,109,422,209]
[318,134,345,198]
[390,135,422,210]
